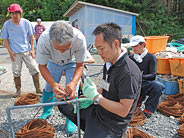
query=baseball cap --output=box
[8,4,23,13]
[129,35,145,47]
[37,18,41,22]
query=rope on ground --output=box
[128,108,147,127]
[164,93,184,103]
[14,93,39,106]
[177,113,184,124]
[0,129,9,138]
[177,123,184,138]
[15,119,55,138]
[157,101,184,117]
[14,94,71,137]
[127,127,155,138]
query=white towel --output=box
[133,48,148,63]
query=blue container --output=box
[157,77,179,95]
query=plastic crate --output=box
[157,77,179,95]
[169,58,184,77]
[144,36,169,54]
[156,58,171,74]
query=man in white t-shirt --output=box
[36,20,87,135]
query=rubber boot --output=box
[14,77,21,98]
[65,94,78,135]
[32,73,42,94]
[40,89,55,119]
[66,117,77,136]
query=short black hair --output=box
[93,23,122,47]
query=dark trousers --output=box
[140,80,165,113]
[58,104,122,138]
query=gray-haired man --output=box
[36,20,87,135]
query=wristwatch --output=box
[94,94,102,105]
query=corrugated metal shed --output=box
[64,1,139,46]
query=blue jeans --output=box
[45,60,79,92]
[141,80,165,113]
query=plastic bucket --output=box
[169,58,184,77]
[157,77,179,95]
[156,58,171,74]
[177,79,184,94]
[144,36,169,54]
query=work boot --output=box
[40,89,55,119]
[14,77,21,98]
[32,73,42,94]
[66,117,76,136]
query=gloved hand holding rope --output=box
[73,77,98,113]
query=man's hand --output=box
[52,83,66,98]
[83,77,99,100]
[9,51,16,62]
[29,49,35,59]
[65,81,77,100]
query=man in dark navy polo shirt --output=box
[129,35,165,118]
[58,23,142,138]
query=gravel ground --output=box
[0,48,180,138]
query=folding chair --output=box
[6,100,81,138]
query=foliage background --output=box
[0,0,184,40]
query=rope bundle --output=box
[129,108,147,126]
[127,127,155,138]
[177,123,184,138]
[14,93,39,106]
[177,113,184,124]
[164,93,184,103]
[16,119,55,138]
[157,101,184,117]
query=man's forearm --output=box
[71,62,84,85]
[30,35,34,50]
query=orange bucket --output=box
[144,36,169,54]
[177,79,184,94]
[169,58,184,77]
[156,58,171,74]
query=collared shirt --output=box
[36,27,87,65]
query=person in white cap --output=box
[34,18,45,44]
[129,35,165,118]
[0,4,42,97]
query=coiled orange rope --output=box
[177,123,184,138]
[15,119,55,138]
[14,93,39,106]
[127,127,155,138]
[157,101,184,117]
[129,108,147,127]
[177,113,184,124]
[14,93,72,138]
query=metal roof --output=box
[63,1,139,17]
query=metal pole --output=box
[6,99,80,138]
[6,108,14,138]
[77,101,81,138]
